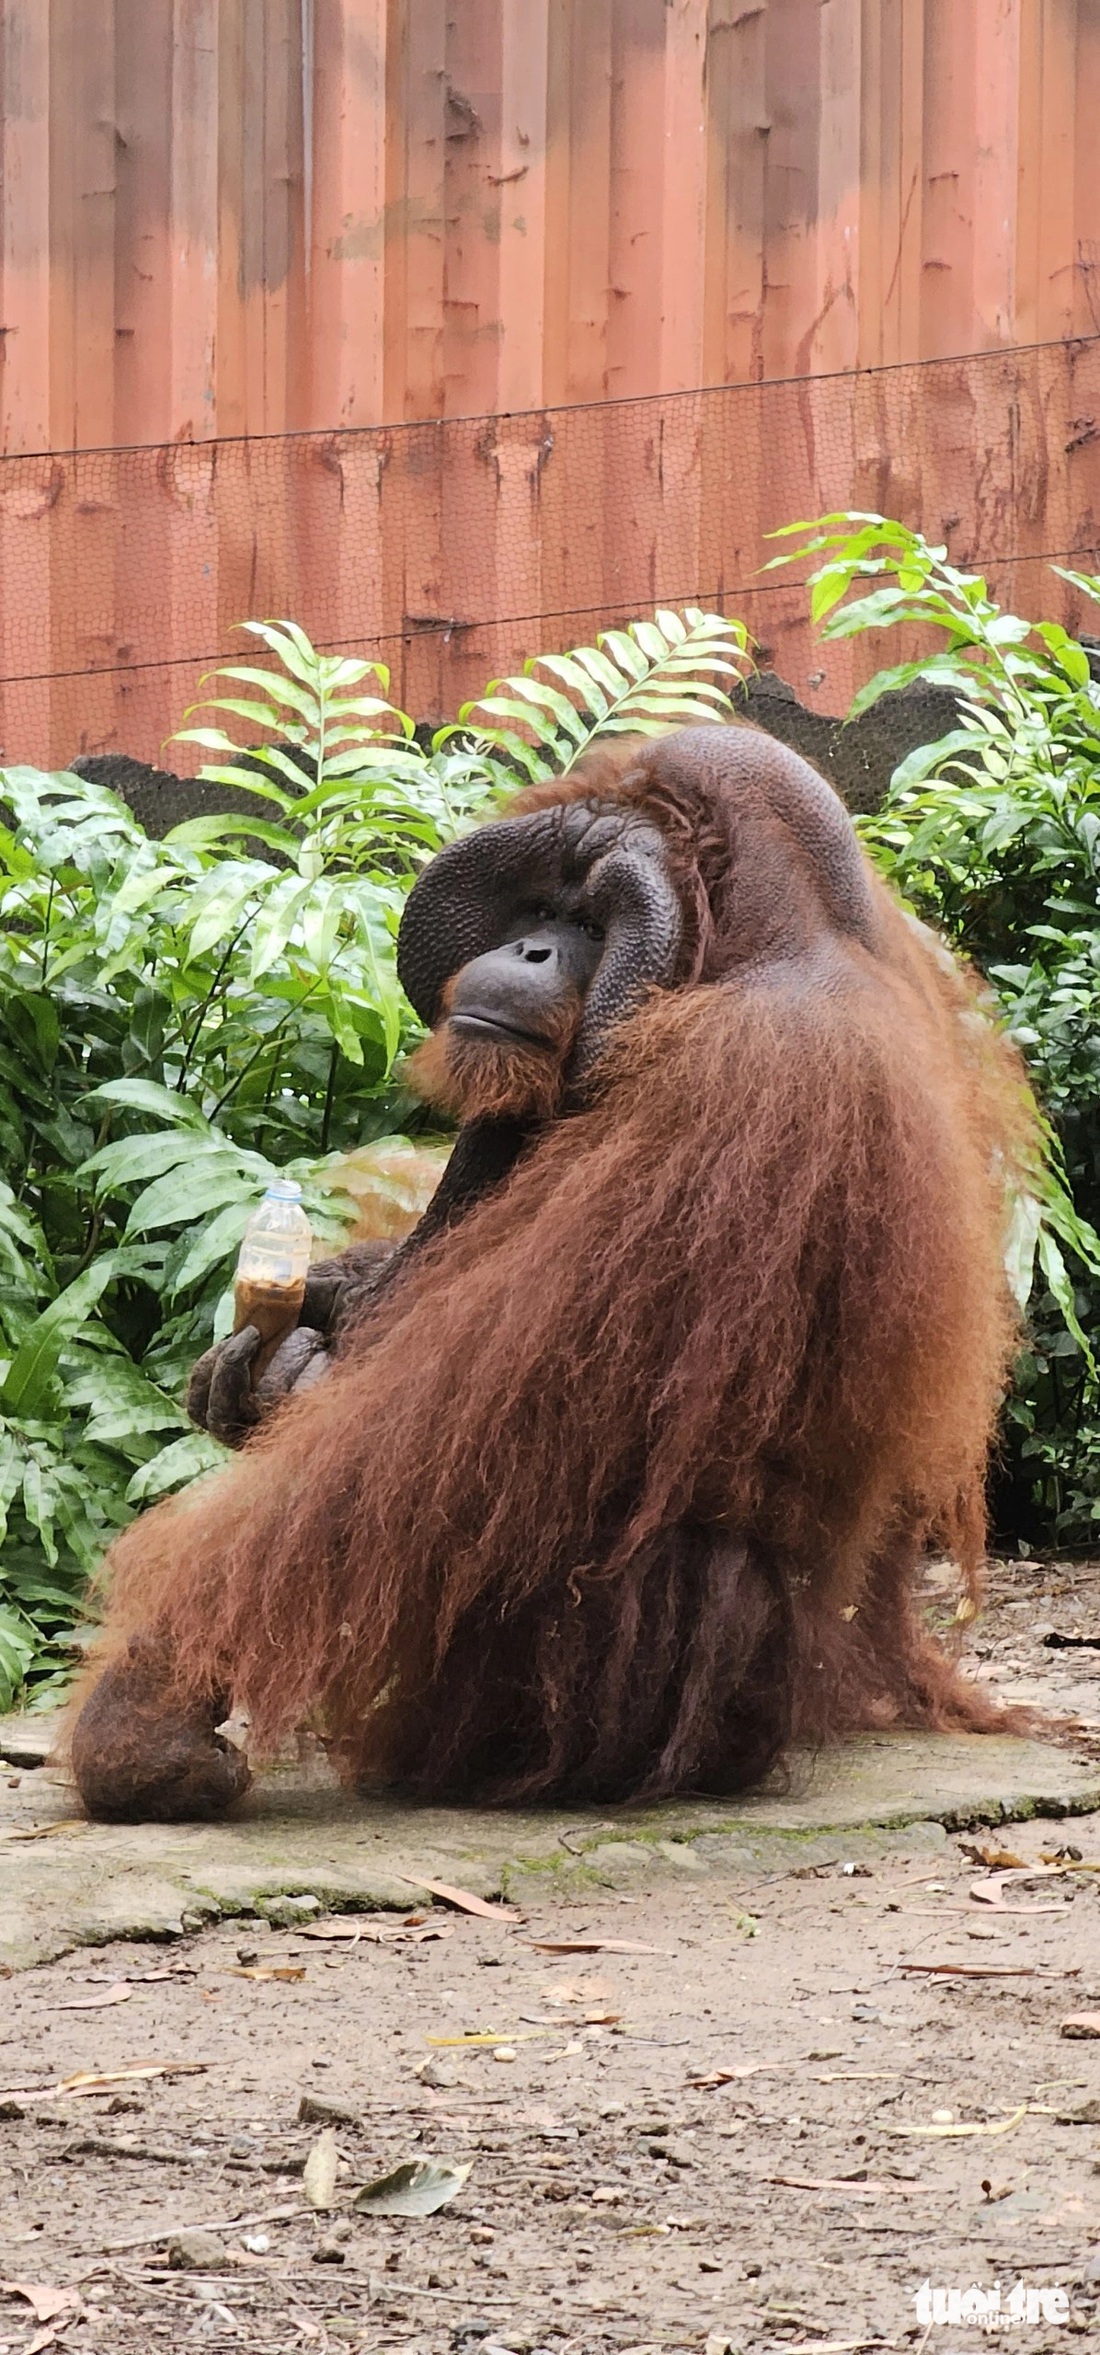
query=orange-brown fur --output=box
[73,729,1035,1802]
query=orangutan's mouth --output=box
[449,1012,555,1049]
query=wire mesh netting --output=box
[1,334,1098,773]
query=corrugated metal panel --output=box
[0,0,1098,762]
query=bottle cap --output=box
[263,1178,303,1203]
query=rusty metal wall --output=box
[1,1,1099,761]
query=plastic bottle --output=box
[233,1179,313,1374]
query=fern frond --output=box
[458,609,751,781]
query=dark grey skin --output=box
[188,798,684,1451]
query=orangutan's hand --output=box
[187,1243,395,1447]
[187,1323,331,1448]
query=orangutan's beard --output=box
[408,1003,579,1124]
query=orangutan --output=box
[68,724,1033,1821]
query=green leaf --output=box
[1036,1227,1094,1367]
[82,1078,210,1129]
[170,1198,255,1295]
[82,1131,223,1193]
[164,814,302,857]
[0,1604,36,1709]
[353,2159,473,2217]
[1004,1188,1043,1310]
[249,877,316,982]
[126,1155,269,1237]
[0,1258,133,1418]
[126,1431,228,1505]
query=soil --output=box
[1,1557,1099,2355]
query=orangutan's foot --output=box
[70,1637,252,1823]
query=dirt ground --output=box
[1,1558,1099,2355]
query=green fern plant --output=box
[172,620,494,872]
[458,608,750,781]
[174,609,751,844]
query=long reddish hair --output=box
[78,729,1034,1800]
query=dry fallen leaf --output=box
[300,1917,455,1949]
[774,2342,895,2355]
[528,1938,673,1956]
[983,1861,1096,1886]
[353,2157,472,2216]
[889,2101,1028,2141]
[395,1876,519,1922]
[898,1961,1073,1981]
[688,2063,798,2088]
[0,2283,84,2325]
[762,2174,885,2200]
[64,2062,205,2092]
[226,1966,306,1984]
[3,1819,87,1843]
[1060,2011,1100,2039]
[969,1878,1065,1915]
[303,2127,339,2212]
[55,1983,134,2012]
[544,1976,614,2006]
[428,2029,551,2048]
[960,1843,1027,1870]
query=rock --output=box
[584,1842,654,1884]
[297,2091,360,2127]
[1061,2013,1100,2039]
[415,2058,460,2090]
[311,2241,346,2264]
[655,1839,709,1872]
[0,2097,26,2120]
[167,2229,227,2270]
[257,1893,322,1928]
[649,2137,694,2167]
[0,1713,59,1767]
[1055,2096,1100,2123]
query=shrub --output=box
[0,609,749,1704]
[774,517,1100,1548]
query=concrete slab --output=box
[2,1719,1097,1973]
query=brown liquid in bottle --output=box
[233,1277,306,1380]
[233,1181,313,1387]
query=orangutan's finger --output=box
[205,1328,262,1447]
[253,1325,328,1414]
[300,1266,345,1334]
[186,1345,218,1432]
